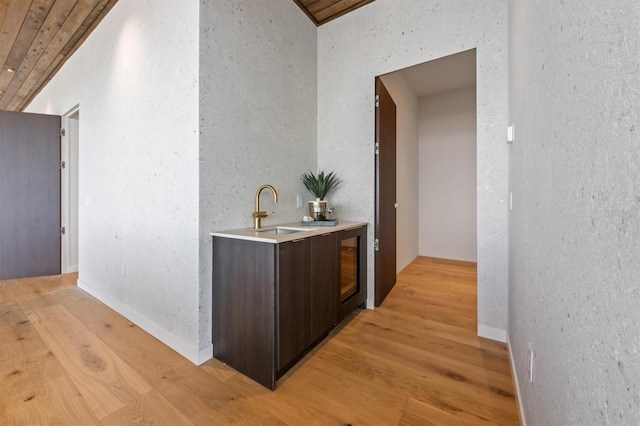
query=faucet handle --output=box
[252,211,272,219]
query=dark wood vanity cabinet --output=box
[212,225,365,390]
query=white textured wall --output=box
[26,2,201,360]
[418,87,477,262]
[379,73,419,273]
[508,0,640,424]
[318,0,509,335]
[199,1,317,349]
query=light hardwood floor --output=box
[0,257,520,425]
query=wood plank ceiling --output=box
[294,0,374,26]
[0,0,373,112]
[0,0,117,112]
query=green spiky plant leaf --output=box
[301,170,343,200]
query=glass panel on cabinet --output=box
[340,236,358,302]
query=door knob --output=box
[394,203,400,208]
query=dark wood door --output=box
[375,77,397,306]
[310,232,336,340]
[0,110,61,280]
[277,238,311,371]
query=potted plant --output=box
[301,170,342,221]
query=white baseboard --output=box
[77,279,212,366]
[507,333,527,426]
[61,264,78,274]
[478,324,506,342]
[196,344,213,365]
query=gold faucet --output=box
[253,184,278,229]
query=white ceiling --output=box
[392,49,476,98]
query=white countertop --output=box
[210,221,367,244]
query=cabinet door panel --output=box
[277,239,311,371]
[212,237,276,389]
[310,233,336,340]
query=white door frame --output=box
[61,105,79,273]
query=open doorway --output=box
[61,106,79,273]
[375,49,477,304]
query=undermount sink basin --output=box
[256,226,310,235]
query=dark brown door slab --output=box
[0,110,61,280]
[375,77,397,306]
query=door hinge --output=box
[375,95,379,108]
[60,161,65,170]
[60,227,66,235]
[374,238,379,251]
[374,142,379,155]
[60,128,65,137]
